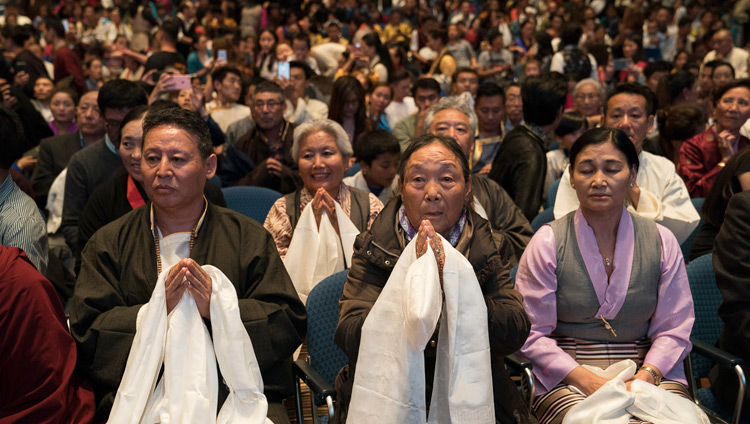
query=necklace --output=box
[153,225,198,274]
[605,257,612,268]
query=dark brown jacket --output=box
[333,198,535,423]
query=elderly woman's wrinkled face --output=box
[298,130,349,196]
[715,86,750,132]
[400,142,469,238]
[570,141,635,213]
[574,83,601,117]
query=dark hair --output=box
[97,79,148,114]
[118,105,149,140]
[50,87,79,105]
[451,67,478,85]
[159,19,180,44]
[389,70,411,85]
[142,108,213,159]
[328,76,367,145]
[412,77,440,96]
[703,59,729,76]
[569,127,640,172]
[555,111,588,137]
[605,83,657,117]
[712,78,750,107]
[211,65,242,84]
[289,60,313,79]
[622,33,645,62]
[44,17,65,38]
[7,25,29,48]
[657,70,695,107]
[475,82,504,103]
[428,28,448,45]
[0,107,27,168]
[656,103,706,161]
[252,80,284,100]
[362,33,395,77]
[560,22,583,47]
[487,29,503,43]
[148,99,180,113]
[644,60,672,80]
[354,129,400,164]
[521,74,568,126]
[292,32,311,49]
[398,133,470,183]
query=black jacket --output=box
[711,190,750,418]
[472,175,533,267]
[489,125,548,221]
[31,132,82,207]
[333,198,535,423]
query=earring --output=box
[629,183,634,188]
[571,183,575,189]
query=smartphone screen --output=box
[613,58,630,71]
[62,20,69,32]
[217,49,227,62]
[170,75,191,90]
[278,61,290,80]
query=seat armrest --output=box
[691,338,744,369]
[293,360,336,405]
[505,352,533,371]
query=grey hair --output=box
[423,95,478,135]
[573,78,605,100]
[292,118,353,160]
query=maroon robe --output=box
[0,245,95,423]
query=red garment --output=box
[678,126,750,198]
[53,45,86,95]
[0,246,95,424]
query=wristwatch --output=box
[639,365,662,385]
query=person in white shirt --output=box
[206,66,250,133]
[553,83,700,244]
[291,33,321,75]
[385,71,417,129]
[279,61,328,125]
[703,29,749,78]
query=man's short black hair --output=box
[7,26,29,48]
[560,22,583,47]
[354,129,400,165]
[452,67,478,84]
[289,60,312,79]
[0,107,27,168]
[412,77,440,97]
[428,28,448,45]
[389,70,411,85]
[143,108,213,159]
[159,19,180,44]
[292,32,311,48]
[44,17,65,39]
[97,79,148,114]
[211,65,242,84]
[521,73,568,127]
[644,60,672,79]
[476,82,504,103]
[605,83,658,117]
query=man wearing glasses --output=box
[221,81,302,193]
[60,79,147,261]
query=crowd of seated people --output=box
[2,0,750,422]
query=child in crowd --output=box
[343,129,400,204]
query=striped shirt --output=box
[0,174,48,274]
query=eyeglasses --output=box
[253,100,282,110]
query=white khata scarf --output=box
[348,235,495,423]
[108,265,272,424]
